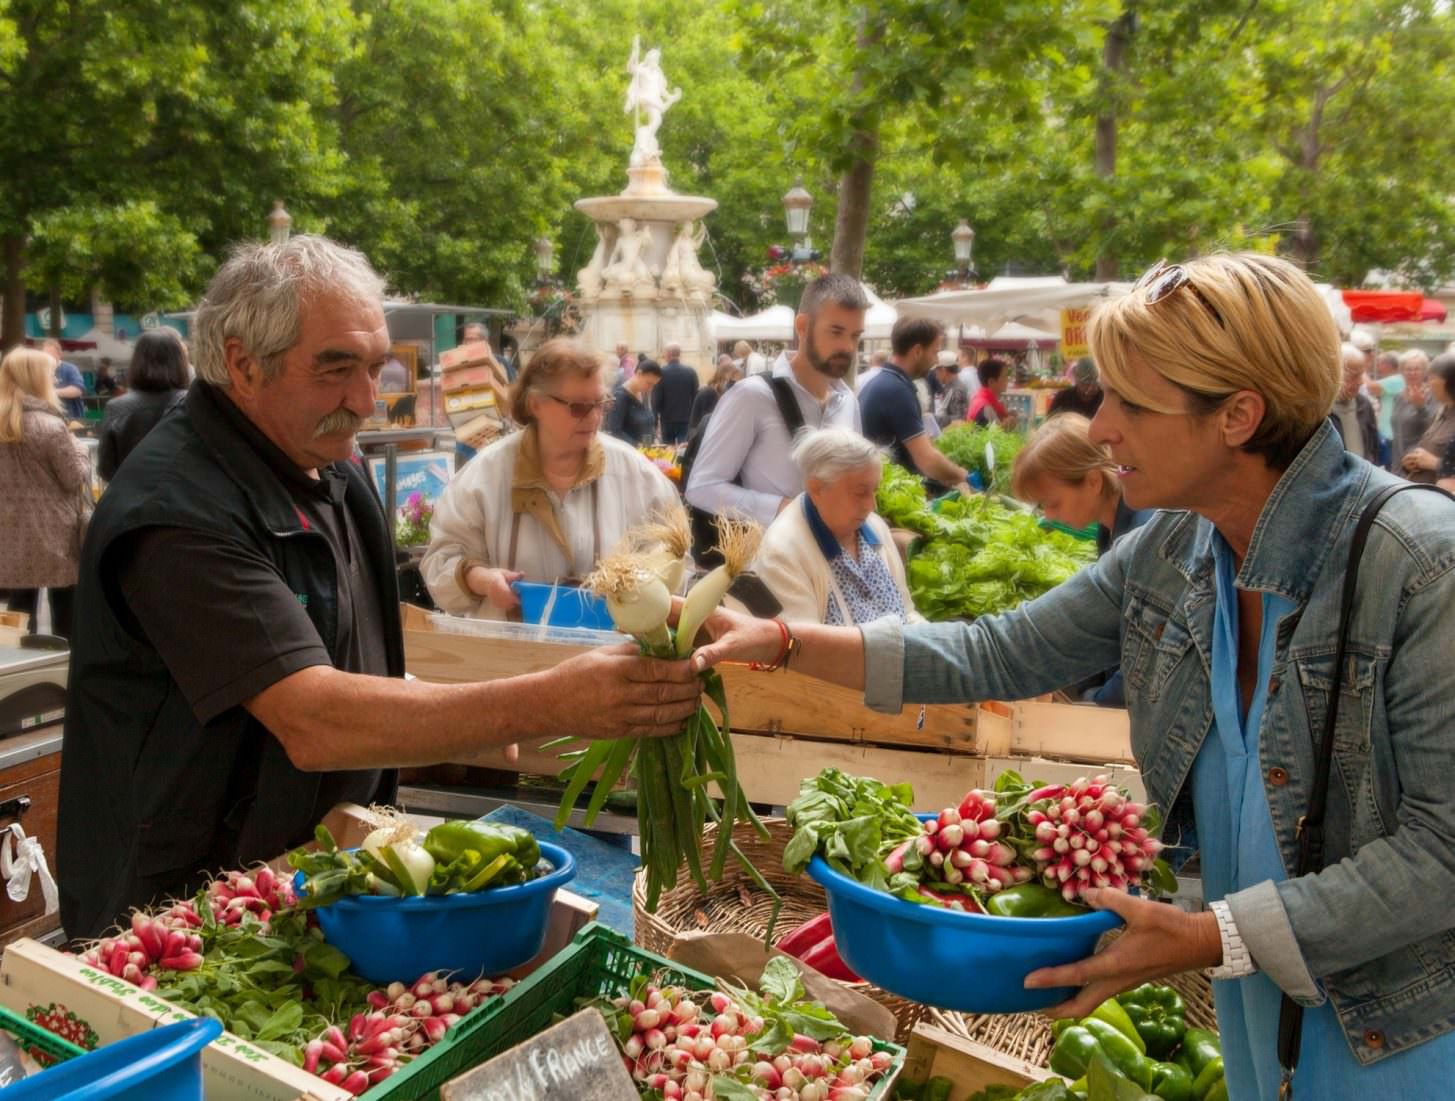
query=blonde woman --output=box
[423,338,679,620]
[1011,413,1151,557]
[1011,414,1151,705]
[697,253,1455,1096]
[0,347,91,637]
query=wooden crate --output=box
[0,730,61,949]
[901,1023,1051,1094]
[402,604,997,756]
[974,698,1132,766]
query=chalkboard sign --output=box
[440,1007,638,1101]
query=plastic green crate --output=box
[1040,517,1099,541]
[0,1004,87,1069]
[367,922,904,1101]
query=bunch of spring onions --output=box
[549,506,779,934]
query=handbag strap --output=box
[1277,480,1454,1097]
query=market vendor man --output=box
[58,236,701,940]
[692,253,1455,1096]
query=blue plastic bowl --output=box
[807,819,1122,1012]
[297,841,576,984]
[511,582,615,631]
[1,1016,221,1100]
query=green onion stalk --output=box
[549,509,779,939]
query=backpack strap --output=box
[767,375,806,436]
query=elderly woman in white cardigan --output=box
[752,429,922,625]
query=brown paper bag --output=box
[666,931,898,1042]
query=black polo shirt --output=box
[114,390,388,809]
[860,363,926,475]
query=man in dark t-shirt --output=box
[57,235,704,937]
[860,317,972,494]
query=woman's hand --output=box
[1402,447,1438,473]
[1023,888,1222,1019]
[688,606,787,672]
[466,565,524,611]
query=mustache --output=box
[313,409,363,438]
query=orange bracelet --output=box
[749,619,791,672]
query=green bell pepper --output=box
[1174,1028,1226,1101]
[422,821,540,894]
[1089,999,1147,1054]
[1116,984,1187,1059]
[1050,1018,1154,1089]
[986,883,1088,918]
[1148,1059,1194,1101]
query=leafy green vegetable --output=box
[784,769,924,891]
[937,423,1026,489]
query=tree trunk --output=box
[1094,8,1135,282]
[829,146,876,280]
[2,235,25,352]
[48,285,61,339]
[828,16,882,281]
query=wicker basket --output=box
[924,930,1217,1068]
[632,818,928,1042]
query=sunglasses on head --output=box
[1133,259,1224,326]
[543,393,613,418]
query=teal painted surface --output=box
[24,313,189,341]
[434,313,458,353]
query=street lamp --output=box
[952,219,976,277]
[267,200,292,246]
[533,236,554,282]
[782,178,814,242]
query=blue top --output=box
[860,363,926,476]
[55,359,86,420]
[802,495,906,625]
[1193,532,1455,1098]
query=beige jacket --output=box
[751,494,922,624]
[422,426,679,620]
[0,399,91,588]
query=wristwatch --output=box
[1208,899,1258,979]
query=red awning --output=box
[1342,289,1441,324]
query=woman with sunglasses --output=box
[692,254,1455,1097]
[423,338,680,619]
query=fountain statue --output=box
[572,36,718,375]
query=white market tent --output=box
[863,287,897,342]
[711,304,795,342]
[894,277,1132,333]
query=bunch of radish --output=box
[884,792,1033,907]
[305,972,516,1094]
[608,983,892,1101]
[1024,774,1163,902]
[204,865,296,927]
[78,911,204,988]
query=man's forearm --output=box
[922,450,967,488]
[250,665,563,771]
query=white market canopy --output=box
[894,277,1132,332]
[712,304,795,342]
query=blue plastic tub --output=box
[300,842,577,984]
[807,847,1122,1013]
[0,1017,220,1100]
[511,582,615,631]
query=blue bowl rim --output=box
[294,840,575,910]
[807,811,1123,938]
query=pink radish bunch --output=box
[608,984,892,1100]
[1025,775,1163,902]
[79,911,205,988]
[205,865,295,928]
[306,972,516,1094]
[921,795,1031,895]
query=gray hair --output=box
[1339,342,1367,369]
[1400,349,1430,372]
[193,234,387,387]
[798,273,869,319]
[792,427,881,484]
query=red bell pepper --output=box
[776,912,834,959]
[800,935,862,982]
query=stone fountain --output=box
[573,37,718,377]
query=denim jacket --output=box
[862,422,1455,1063]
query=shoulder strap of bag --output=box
[767,376,806,436]
[1277,480,1455,1097]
